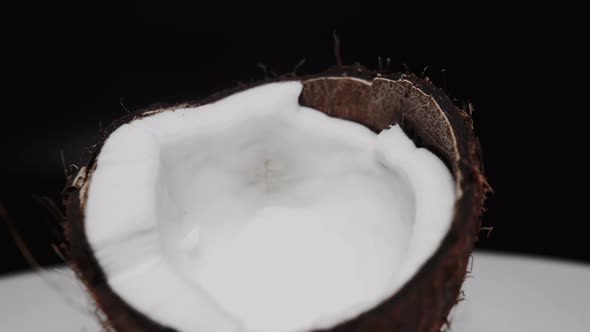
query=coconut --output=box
[61,65,488,332]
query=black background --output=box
[2,2,587,276]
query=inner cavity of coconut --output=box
[84,81,456,332]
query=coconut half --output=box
[62,66,488,332]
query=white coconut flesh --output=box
[84,81,456,332]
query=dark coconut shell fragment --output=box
[61,65,488,332]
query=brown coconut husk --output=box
[61,64,489,332]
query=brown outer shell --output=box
[62,65,488,332]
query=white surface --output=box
[84,81,455,332]
[1,251,589,332]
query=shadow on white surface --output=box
[1,251,589,332]
[449,251,590,332]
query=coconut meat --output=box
[84,81,456,332]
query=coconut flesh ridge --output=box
[84,81,456,332]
